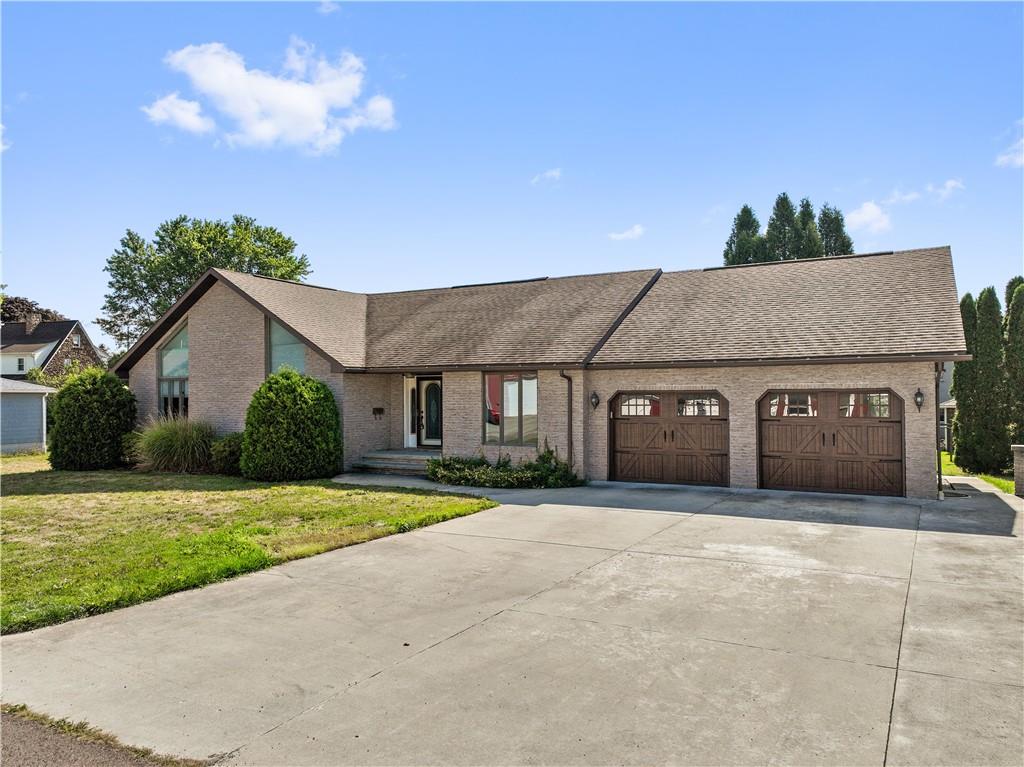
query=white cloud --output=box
[149,37,395,154]
[317,0,340,14]
[0,124,9,152]
[608,224,646,241]
[883,188,920,205]
[141,92,215,134]
[926,178,965,201]
[846,201,891,234]
[995,137,1023,168]
[530,167,561,185]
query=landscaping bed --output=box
[0,454,494,634]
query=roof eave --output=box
[585,351,972,370]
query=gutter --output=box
[559,370,574,467]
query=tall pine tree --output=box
[1004,276,1023,313]
[795,198,825,260]
[1005,284,1024,446]
[723,205,766,265]
[817,204,855,257]
[951,293,978,469]
[764,193,799,261]
[966,287,1009,473]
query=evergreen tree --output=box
[795,198,825,260]
[1005,276,1023,314]
[951,294,977,468]
[722,205,766,265]
[1005,284,1024,445]
[967,287,1009,473]
[817,204,855,257]
[764,193,800,261]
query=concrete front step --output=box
[354,450,440,477]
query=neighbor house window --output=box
[269,319,305,374]
[839,392,890,418]
[16,358,24,372]
[483,373,538,445]
[72,333,81,347]
[158,324,189,417]
[619,395,661,417]
[768,392,818,417]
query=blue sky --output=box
[3,1,1023,348]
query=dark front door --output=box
[418,378,442,446]
[610,391,729,487]
[758,390,904,496]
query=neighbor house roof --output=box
[0,378,56,394]
[0,342,51,354]
[112,246,968,377]
[590,247,967,367]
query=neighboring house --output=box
[113,246,968,500]
[0,378,56,453]
[1,313,103,379]
[937,362,956,450]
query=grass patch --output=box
[941,451,1015,495]
[1,703,206,766]
[0,454,495,634]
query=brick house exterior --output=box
[114,247,968,500]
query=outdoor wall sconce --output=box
[590,391,601,410]
[914,388,925,412]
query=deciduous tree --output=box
[97,215,311,350]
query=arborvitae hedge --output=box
[240,369,342,481]
[951,293,977,469]
[963,287,1009,473]
[48,368,137,470]
[1006,284,1024,446]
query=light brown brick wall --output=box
[188,283,266,434]
[389,375,407,449]
[340,373,393,470]
[583,361,939,499]
[129,348,158,423]
[1012,445,1024,498]
[441,370,584,467]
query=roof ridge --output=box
[370,267,661,297]
[211,268,355,295]
[697,246,950,273]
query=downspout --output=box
[559,370,573,468]
[935,362,943,500]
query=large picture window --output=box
[483,373,538,445]
[158,324,189,417]
[269,319,305,374]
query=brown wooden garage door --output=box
[758,390,904,497]
[610,391,729,486]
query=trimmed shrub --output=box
[426,447,582,489]
[240,369,342,481]
[211,433,244,476]
[49,368,137,470]
[135,417,215,473]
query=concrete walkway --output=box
[2,481,1021,765]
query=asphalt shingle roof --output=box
[590,247,966,365]
[1,321,77,351]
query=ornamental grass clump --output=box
[135,417,215,473]
[240,369,342,481]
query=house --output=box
[0,378,56,453]
[112,246,968,499]
[1,314,104,379]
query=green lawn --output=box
[941,451,1015,495]
[0,454,494,634]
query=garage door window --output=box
[768,392,818,417]
[677,395,720,417]
[839,392,890,418]
[619,394,661,417]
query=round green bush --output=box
[211,432,244,476]
[240,370,342,481]
[49,368,137,470]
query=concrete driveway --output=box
[3,481,1022,766]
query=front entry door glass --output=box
[418,379,442,446]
